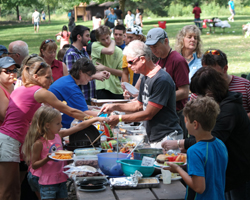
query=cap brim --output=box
[2,63,20,69]
[145,39,158,46]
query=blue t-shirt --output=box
[49,75,88,128]
[188,52,202,83]
[185,137,228,200]
[107,14,117,23]
[228,0,235,10]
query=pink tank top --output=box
[60,31,70,49]
[0,85,10,126]
[38,134,68,185]
[0,85,42,144]
[30,164,42,177]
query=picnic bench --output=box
[74,179,186,200]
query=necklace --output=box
[185,56,193,63]
[161,48,172,67]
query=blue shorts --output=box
[34,22,39,26]
[27,172,40,192]
[40,182,68,200]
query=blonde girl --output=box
[0,60,94,200]
[23,106,106,200]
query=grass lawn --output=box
[0,15,250,77]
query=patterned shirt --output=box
[63,45,96,103]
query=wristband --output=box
[177,140,180,148]
[119,115,122,122]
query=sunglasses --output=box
[25,54,38,65]
[8,53,20,56]
[2,68,18,74]
[45,39,55,44]
[205,50,224,59]
[127,56,142,65]
[34,62,47,74]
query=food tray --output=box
[110,177,160,189]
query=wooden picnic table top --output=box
[75,179,186,200]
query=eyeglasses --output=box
[127,56,144,65]
[2,68,18,74]
[25,54,38,65]
[8,53,20,56]
[86,72,92,77]
[205,50,224,59]
[34,62,47,74]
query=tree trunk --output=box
[119,0,126,19]
[48,5,51,22]
[16,5,19,21]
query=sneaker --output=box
[232,19,234,22]
[228,17,231,21]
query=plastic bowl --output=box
[117,159,155,177]
[74,148,102,156]
[134,148,163,160]
[97,153,131,176]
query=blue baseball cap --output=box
[0,45,8,56]
[0,57,20,68]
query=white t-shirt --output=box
[125,14,135,28]
[32,11,40,23]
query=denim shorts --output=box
[0,132,21,162]
[27,172,40,192]
[40,182,68,200]
[34,22,39,26]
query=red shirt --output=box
[157,51,189,111]
[192,7,201,19]
[51,59,64,82]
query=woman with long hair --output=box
[175,25,203,82]
[55,25,71,49]
[0,58,93,200]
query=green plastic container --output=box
[117,159,155,177]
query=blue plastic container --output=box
[117,159,155,177]
[97,153,131,176]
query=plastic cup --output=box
[161,168,171,184]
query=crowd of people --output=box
[0,7,250,200]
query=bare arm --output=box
[167,163,206,194]
[32,140,51,170]
[59,117,107,138]
[248,113,250,120]
[107,104,161,127]
[101,100,142,114]
[176,84,189,101]
[121,67,129,83]
[0,89,9,122]
[96,62,122,77]
[62,62,69,76]
[34,88,88,120]
[139,15,143,27]
[100,40,115,55]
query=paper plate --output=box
[122,82,139,95]
[49,153,74,161]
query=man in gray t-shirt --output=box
[100,40,183,147]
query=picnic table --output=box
[74,179,186,200]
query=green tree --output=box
[0,0,40,20]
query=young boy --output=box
[91,25,123,99]
[167,96,228,200]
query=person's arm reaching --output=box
[95,62,122,77]
[167,163,205,194]
[121,67,129,83]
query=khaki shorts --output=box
[0,132,21,162]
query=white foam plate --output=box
[122,82,139,95]
[49,153,74,161]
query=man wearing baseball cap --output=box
[0,45,9,58]
[146,28,189,139]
